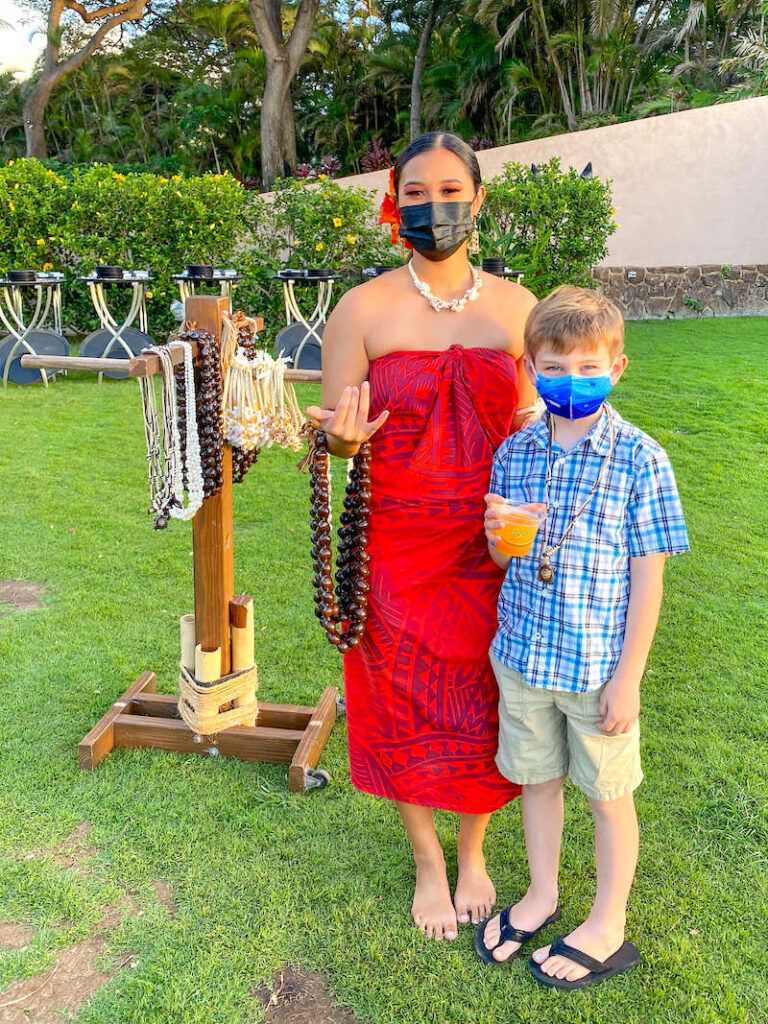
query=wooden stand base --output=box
[79,672,340,793]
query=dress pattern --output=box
[343,345,523,813]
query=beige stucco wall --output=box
[336,97,768,267]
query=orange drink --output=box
[494,504,545,557]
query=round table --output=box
[273,269,345,371]
[79,270,153,381]
[171,268,240,304]
[0,273,69,387]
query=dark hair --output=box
[393,132,482,196]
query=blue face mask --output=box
[535,373,613,420]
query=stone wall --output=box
[592,265,768,320]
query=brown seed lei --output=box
[308,429,372,653]
[173,326,224,498]
[174,350,188,492]
[229,311,261,485]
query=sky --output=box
[0,0,45,79]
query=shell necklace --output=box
[408,260,482,313]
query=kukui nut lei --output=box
[229,311,261,484]
[175,326,225,498]
[307,429,372,653]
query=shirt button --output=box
[534,632,542,639]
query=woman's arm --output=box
[505,284,539,429]
[305,287,389,458]
[318,289,369,409]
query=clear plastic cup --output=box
[493,502,546,557]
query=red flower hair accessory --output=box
[378,167,412,249]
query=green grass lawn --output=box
[0,317,766,1024]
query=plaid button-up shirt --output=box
[490,404,689,693]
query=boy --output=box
[475,286,689,989]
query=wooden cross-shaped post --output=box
[23,294,339,792]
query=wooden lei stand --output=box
[22,295,339,792]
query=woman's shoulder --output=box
[478,273,537,356]
[328,267,409,324]
[480,271,538,313]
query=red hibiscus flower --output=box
[378,168,412,249]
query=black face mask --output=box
[398,201,475,261]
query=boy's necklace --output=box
[538,407,616,585]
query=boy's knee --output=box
[587,792,637,817]
[525,774,567,795]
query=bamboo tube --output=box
[230,596,256,725]
[231,604,254,670]
[195,645,221,684]
[231,625,254,671]
[180,615,196,672]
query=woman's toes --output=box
[532,943,551,964]
[457,910,470,924]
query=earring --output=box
[468,219,480,256]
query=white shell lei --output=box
[407,260,483,313]
[168,340,204,521]
[222,340,304,453]
[138,341,203,527]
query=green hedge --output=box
[0,158,615,341]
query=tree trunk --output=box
[261,59,291,187]
[410,1,437,141]
[23,76,57,158]
[281,86,297,174]
[249,0,319,188]
[22,0,148,159]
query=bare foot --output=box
[532,918,625,982]
[453,852,496,926]
[412,856,458,940]
[481,887,558,961]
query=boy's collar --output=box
[529,404,615,455]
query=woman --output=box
[307,132,538,941]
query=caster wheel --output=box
[336,696,347,717]
[304,767,330,791]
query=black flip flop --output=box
[474,905,562,965]
[528,934,640,990]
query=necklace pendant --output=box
[538,553,555,585]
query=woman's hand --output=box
[511,399,545,431]
[306,381,389,458]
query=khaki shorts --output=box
[490,651,643,801]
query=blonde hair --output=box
[524,285,624,361]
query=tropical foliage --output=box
[2,0,766,182]
[480,158,617,295]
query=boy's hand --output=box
[484,492,507,546]
[598,675,641,735]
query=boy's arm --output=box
[598,552,666,735]
[487,538,512,571]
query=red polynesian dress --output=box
[343,345,522,813]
